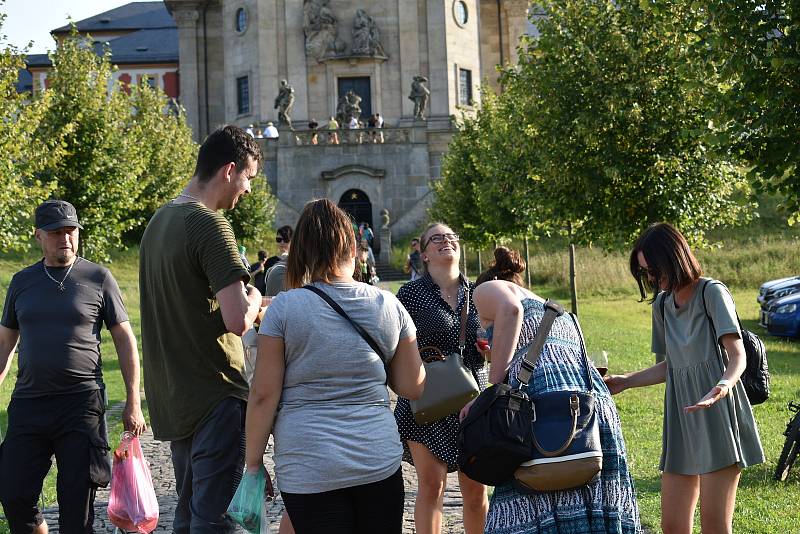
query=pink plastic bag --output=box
[107,432,159,533]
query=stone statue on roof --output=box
[409,75,430,120]
[274,79,295,128]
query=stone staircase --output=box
[375,261,408,282]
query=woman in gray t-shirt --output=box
[606,222,763,534]
[245,199,425,534]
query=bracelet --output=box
[716,379,732,389]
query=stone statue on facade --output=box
[380,208,390,229]
[335,89,362,125]
[303,0,347,61]
[409,75,430,120]
[351,9,385,56]
[274,79,295,128]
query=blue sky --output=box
[1,0,136,54]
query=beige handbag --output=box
[410,287,480,424]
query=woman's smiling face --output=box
[421,224,460,267]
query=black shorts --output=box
[0,389,109,533]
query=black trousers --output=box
[0,389,109,534]
[281,467,405,534]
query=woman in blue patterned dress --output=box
[461,247,642,534]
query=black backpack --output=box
[658,280,770,405]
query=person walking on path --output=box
[606,222,764,534]
[461,247,642,533]
[0,200,146,534]
[245,199,425,533]
[405,238,423,281]
[139,125,264,533]
[394,222,489,534]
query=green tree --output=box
[0,11,58,250]
[702,1,800,222]
[36,34,145,261]
[439,1,752,311]
[34,29,201,260]
[504,0,749,248]
[223,174,277,246]
[125,78,197,240]
[435,90,538,249]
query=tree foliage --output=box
[223,175,277,246]
[33,28,200,260]
[0,11,58,250]
[126,80,197,229]
[440,0,752,251]
[434,90,537,247]
[701,0,800,221]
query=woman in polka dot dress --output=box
[394,222,489,534]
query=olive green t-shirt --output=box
[139,201,250,441]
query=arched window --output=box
[235,8,248,33]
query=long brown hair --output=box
[285,199,356,288]
[629,222,703,302]
[475,246,526,287]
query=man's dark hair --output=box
[194,125,263,182]
[257,250,267,261]
[277,225,293,242]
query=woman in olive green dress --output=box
[606,222,764,534]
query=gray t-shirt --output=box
[1,258,128,398]
[264,254,288,297]
[259,281,415,493]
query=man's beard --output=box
[55,250,74,265]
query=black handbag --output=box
[659,280,770,405]
[458,300,603,491]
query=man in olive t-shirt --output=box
[140,126,263,533]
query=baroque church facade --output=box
[165,0,531,251]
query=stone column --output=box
[284,0,309,122]
[172,8,201,140]
[258,0,280,124]
[503,0,530,66]
[398,0,421,118]
[425,0,449,119]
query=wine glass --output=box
[588,350,609,377]
[476,326,491,363]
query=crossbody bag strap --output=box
[303,285,388,368]
[567,312,594,391]
[457,285,470,355]
[517,299,565,387]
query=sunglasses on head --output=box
[423,233,459,249]
[275,237,288,243]
[637,265,657,279]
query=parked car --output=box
[760,292,800,338]
[758,276,800,307]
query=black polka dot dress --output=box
[394,273,488,472]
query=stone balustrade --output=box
[294,127,412,146]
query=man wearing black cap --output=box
[0,200,146,534]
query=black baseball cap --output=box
[35,200,84,231]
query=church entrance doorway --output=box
[338,189,377,252]
[338,77,372,120]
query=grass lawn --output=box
[2,251,799,533]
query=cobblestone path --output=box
[40,403,467,533]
